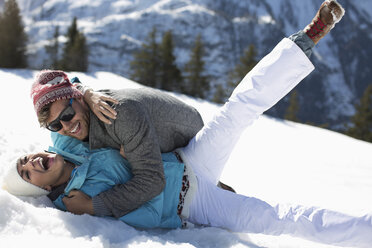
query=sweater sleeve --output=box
[92,99,166,218]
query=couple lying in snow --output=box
[4,1,371,247]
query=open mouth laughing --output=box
[30,155,54,171]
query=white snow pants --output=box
[178,38,372,247]
[180,38,314,187]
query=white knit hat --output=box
[2,158,50,196]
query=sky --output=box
[0,68,371,248]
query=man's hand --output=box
[62,190,94,215]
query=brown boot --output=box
[304,0,345,45]
[217,181,236,193]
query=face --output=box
[17,152,73,191]
[47,98,90,140]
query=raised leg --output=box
[179,38,314,185]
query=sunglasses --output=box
[46,98,76,132]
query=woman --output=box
[5,1,367,246]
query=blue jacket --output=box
[49,132,184,229]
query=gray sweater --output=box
[88,87,204,218]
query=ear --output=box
[43,185,52,192]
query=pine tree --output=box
[0,0,27,68]
[346,84,372,142]
[212,84,227,104]
[60,17,88,72]
[183,34,209,98]
[130,27,160,88]
[228,44,257,90]
[44,26,60,69]
[285,90,300,122]
[159,30,182,92]
[72,31,88,71]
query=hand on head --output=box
[31,70,91,140]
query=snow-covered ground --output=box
[0,68,371,248]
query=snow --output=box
[0,68,372,248]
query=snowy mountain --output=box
[5,0,372,129]
[0,68,371,248]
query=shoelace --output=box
[306,17,327,39]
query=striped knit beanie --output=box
[31,70,82,114]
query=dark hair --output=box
[38,102,52,128]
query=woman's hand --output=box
[84,89,119,124]
[63,190,94,215]
[120,145,126,158]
